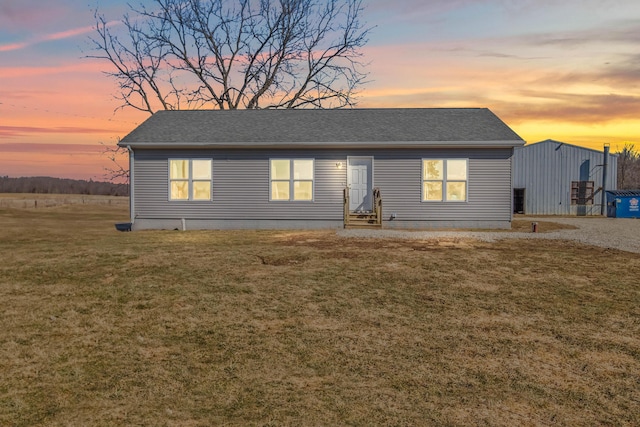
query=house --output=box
[512,139,617,216]
[118,108,525,230]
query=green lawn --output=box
[0,200,638,426]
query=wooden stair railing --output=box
[373,187,382,226]
[343,187,350,227]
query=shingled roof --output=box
[119,108,524,148]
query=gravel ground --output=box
[337,217,640,254]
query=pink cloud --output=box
[366,0,479,17]
[45,25,96,42]
[0,61,106,78]
[0,42,29,52]
[0,126,121,139]
[0,142,103,154]
[0,21,119,52]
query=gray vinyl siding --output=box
[374,148,512,222]
[513,141,617,215]
[134,149,344,221]
[132,147,513,227]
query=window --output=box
[422,159,468,202]
[169,159,212,201]
[270,159,314,201]
[571,180,594,205]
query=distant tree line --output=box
[0,176,128,196]
[617,144,640,190]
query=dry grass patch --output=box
[511,219,577,232]
[0,203,638,426]
[0,193,128,209]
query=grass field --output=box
[0,197,638,426]
[0,193,128,209]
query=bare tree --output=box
[100,141,130,184]
[89,0,371,114]
[617,143,640,189]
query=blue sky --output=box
[1,0,640,179]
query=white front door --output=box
[348,157,373,212]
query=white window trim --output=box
[168,158,212,201]
[421,158,469,203]
[269,158,315,202]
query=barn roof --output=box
[119,108,524,149]
[519,139,615,156]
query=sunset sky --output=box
[1,0,639,181]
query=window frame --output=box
[168,158,212,201]
[269,158,315,202]
[421,158,469,202]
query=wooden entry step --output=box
[343,187,383,229]
[344,212,382,229]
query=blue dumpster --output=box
[606,190,640,218]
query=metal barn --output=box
[512,140,617,215]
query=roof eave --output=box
[118,140,526,149]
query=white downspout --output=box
[127,145,135,225]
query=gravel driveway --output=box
[338,217,640,254]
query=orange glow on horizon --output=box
[3,11,640,180]
[1,150,117,181]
